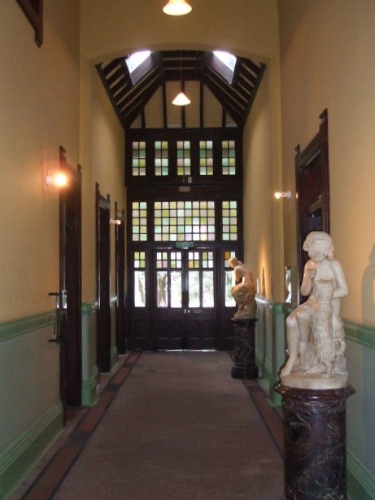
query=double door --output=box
[154,248,216,350]
[130,247,237,350]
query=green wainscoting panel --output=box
[0,403,63,499]
[111,345,119,370]
[81,365,99,407]
[81,302,99,407]
[81,301,99,315]
[344,321,375,350]
[347,449,375,500]
[0,312,57,342]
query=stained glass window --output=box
[154,200,215,242]
[132,201,148,241]
[132,141,146,176]
[222,201,238,241]
[199,140,214,175]
[155,141,168,176]
[222,140,236,175]
[177,140,191,176]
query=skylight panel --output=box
[126,51,151,74]
[211,51,237,84]
[213,51,237,72]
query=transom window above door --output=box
[131,199,239,242]
[126,128,241,186]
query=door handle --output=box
[48,291,66,343]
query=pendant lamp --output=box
[172,91,191,106]
[163,0,192,16]
[172,52,191,106]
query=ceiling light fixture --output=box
[163,0,192,16]
[172,91,191,106]
[172,52,191,106]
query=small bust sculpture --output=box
[280,231,349,389]
[228,257,257,319]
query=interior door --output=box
[154,247,216,350]
[115,204,126,354]
[96,184,112,372]
[295,109,330,302]
[59,147,82,411]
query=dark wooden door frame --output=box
[114,202,126,353]
[59,146,82,410]
[96,184,112,372]
[295,109,330,302]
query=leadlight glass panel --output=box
[203,271,214,307]
[188,251,214,308]
[177,140,191,176]
[134,251,146,307]
[156,251,169,308]
[155,141,169,176]
[224,251,237,307]
[132,141,146,176]
[188,271,200,308]
[156,270,168,307]
[222,201,238,241]
[222,140,236,175]
[156,251,182,308]
[199,140,214,176]
[132,201,148,241]
[154,201,215,242]
[170,271,182,308]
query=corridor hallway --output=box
[15,352,284,500]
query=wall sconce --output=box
[110,219,122,225]
[163,0,192,16]
[274,191,292,200]
[46,172,69,188]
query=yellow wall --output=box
[243,61,284,301]
[0,0,80,322]
[278,0,375,326]
[80,62,126,301]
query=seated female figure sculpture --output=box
[280,232,349,388]
[228,257,256,319]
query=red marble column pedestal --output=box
[231,318,258,379]
[275,384,355,499]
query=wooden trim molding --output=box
[16,0,43,47]
[0,311,56,343]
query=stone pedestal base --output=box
[231,318,258,379]
[275,384,355,499]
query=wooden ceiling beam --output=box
[122,76,163,129]
[202,77,242,126]
[203,68,246,113]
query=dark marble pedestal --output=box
[231,318,258,379]
[275,384,355,500]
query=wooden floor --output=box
[13,352,284,500]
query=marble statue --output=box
[280,231,349,389]
[228,257,257,319]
